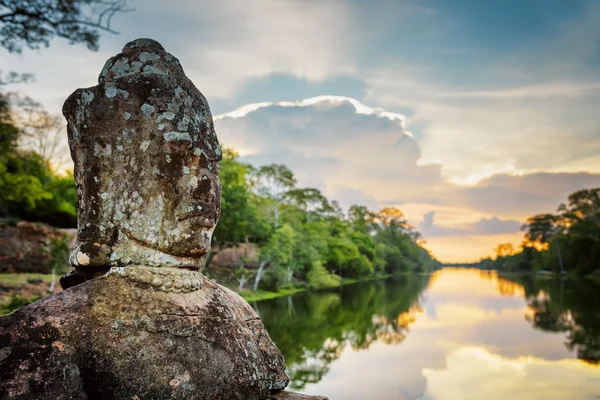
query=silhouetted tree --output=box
[0,0,130,53]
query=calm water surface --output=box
[253,268,600,400]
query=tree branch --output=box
[0,0,132,52]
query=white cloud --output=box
[216,95,408,127]
[214,96,443,206]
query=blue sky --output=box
[2,0,599,261]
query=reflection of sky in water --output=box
[301,268,600,399]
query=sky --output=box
[2,0,600,262]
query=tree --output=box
[288,223,328,282]
[521,213,564,272]
[0,0,131,53]
[235,266,249,291]
[324,235,372,279]
[375,207,409,232]
[495,243,514,258]
[556,188,600,274]
[10,93,70,169]
[558,188,600,221]
[0,91,19,155]
[251,163,296,228]
[347,204,376,235]
[284,188,332,223]
[253,224,296,291]
[521,214,558,247]
[0,93,77,227]
[206,148,271,268]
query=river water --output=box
[253,268,600,399]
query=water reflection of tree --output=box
[477,270,526,297]
[254,274,429,389]
[505,274,600,365]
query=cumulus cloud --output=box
[214,96,444,204]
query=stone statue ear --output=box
[70,241,114,270]
[64,241,113,289]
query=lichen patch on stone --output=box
[163,131,192,142]
[139,51,161,62]
[141,103,156,118]
[82,91,94,104]
[105,86,118,98]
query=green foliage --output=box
[0,145,77,227]
[222,154,440,291]
[260,224,296,268]
[260,266,288,292]
[0,92,77,227]
[324,235,373,278]
[248,197,438,290]
[214,148,271,247]
[212,152,439,292]
[306,262,341,289]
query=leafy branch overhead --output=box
[0,0,131,53]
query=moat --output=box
[254,268,600,400]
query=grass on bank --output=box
[0,273,54,287]
[238,273,395,302]
[239,287,305,302]
[0,273,56,316]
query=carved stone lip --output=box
[177,213,215,227]
[121,228,208,259]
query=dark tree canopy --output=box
[0,0,130,53]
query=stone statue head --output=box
[63,38,222,277]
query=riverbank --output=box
[239,273,395,302]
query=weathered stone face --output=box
[64,39,222,272]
